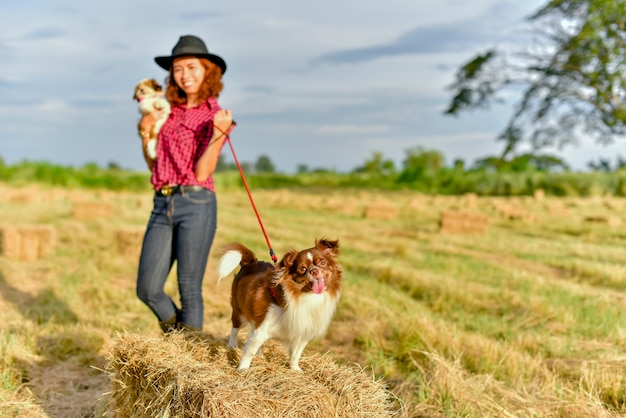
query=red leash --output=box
[215,121,278,264]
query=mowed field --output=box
[0,182,625,417]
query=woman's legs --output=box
[136,195,178,324]
[136,189,218,331]
[173,189,217,329]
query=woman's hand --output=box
[213,109,233,138]
[195,109,234,181]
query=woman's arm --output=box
[195,109,233,181]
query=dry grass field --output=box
[0,182,625,417]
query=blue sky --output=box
[2,0,625,173]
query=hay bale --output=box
[406,197,424,211]
[463,193,478,208]
[439,210,489,234]
[534,189,545,202]
[545,202,569,216]
[115,229,144,260]
[363,200,398,220]
[105,332,396,418]
[72,201,113,220]
[0,226,21,259]
[0,225,56,261]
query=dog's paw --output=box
[146,139,157,159]
[236,366,250,374]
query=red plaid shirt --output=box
[151,97,223,192]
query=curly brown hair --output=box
[165,58,224,106]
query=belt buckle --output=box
[161,185,173,196]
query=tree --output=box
[107,161,122,171]
[254,155,276,173]
[588,154,626,171]
[402,146,444,172]
[352,151,396,176]
[473,153,569,172]
[445,0,626,159]
[397,146,445,183]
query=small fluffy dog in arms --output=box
[132,78,171,160]
[217,238,342,372]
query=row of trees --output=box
[4,153,626,196]
[218,147,626,177]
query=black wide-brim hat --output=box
[155,35,227,74]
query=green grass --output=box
[0,183,625,416]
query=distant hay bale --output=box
[463,193,478,208]
[545,202,569,216]
[406,197,424,211]
[105,332,396,418]
[584,215,621,227]
[363,200,398,220]
[534,189,545,202]
[0,225,56,261]
[8,191,35,204]
[115,229,144,260]
[72,201,113,220]
[439,210,489,234]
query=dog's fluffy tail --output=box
[217,243,256,284]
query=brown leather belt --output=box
[158,185,205,196]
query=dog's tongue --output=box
[312,278,325,294]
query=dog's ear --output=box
[316,238,339,257]
[150,79,163,92]
[278,249,298,269]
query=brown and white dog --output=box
[217,238,342,372]
[132,78,171,160]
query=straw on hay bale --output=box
[584,215,622,227]
[72,201,113,220]
[105,332,397,417]
[363,200,398,220]
[0,224,56,261]
[115,229,145,259]
[439,210,489,234]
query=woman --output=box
[136,35,233,332]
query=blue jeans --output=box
[136,187,217,329]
